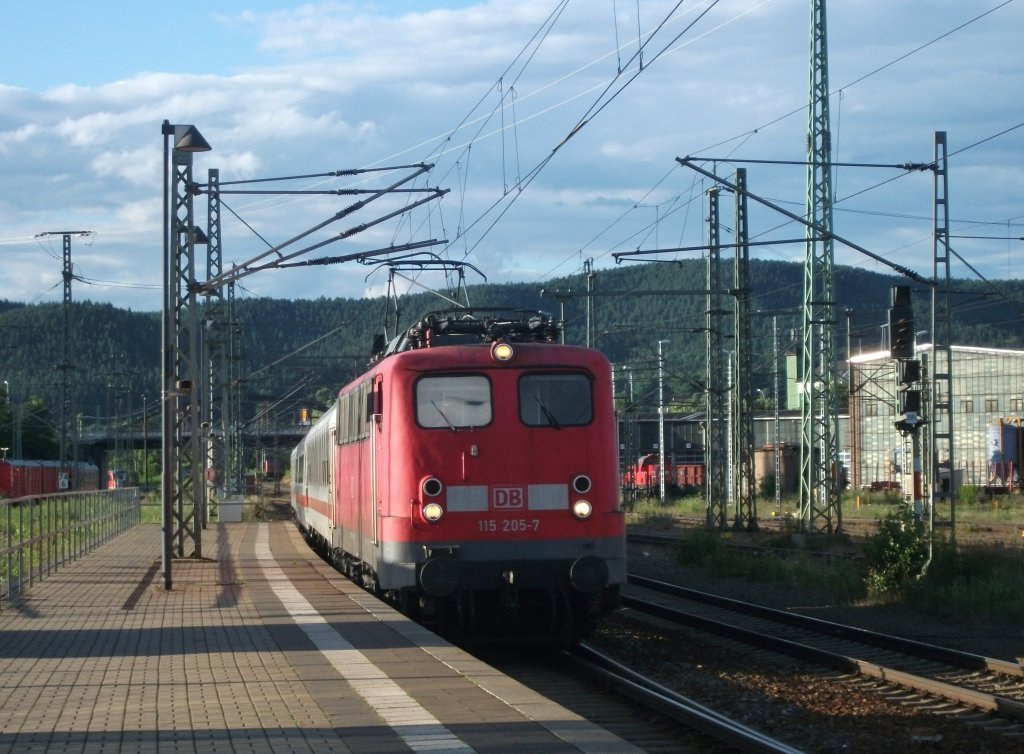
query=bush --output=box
[862,505,929,598]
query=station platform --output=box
[0,521,640,753]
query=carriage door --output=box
[329,426,337,529]
[370,376,382,545]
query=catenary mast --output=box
[799,0,842,533]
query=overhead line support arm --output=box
[207,163,433,187]
[277,239,447,269]
[675,157,933,287]
[194,163,443,292]
[614,237,809,262]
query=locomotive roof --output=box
[374,308,561,361]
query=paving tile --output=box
[0,521,639,753]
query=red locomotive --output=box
[622,453,705,496]
[291,309,626,643]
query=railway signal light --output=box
[899,389,921,415]
[899,359,921,384]
[888,285,914,360]
[891,309,914,359]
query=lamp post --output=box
[161,121,211,590]
[2,381,7,459]
[2,380,7,461]
[726,351,734,507]
[657,339,670,503]
[142,393,148,490]
[4,380,21,459]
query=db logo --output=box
[492,486,526,510]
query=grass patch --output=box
[906,539,1024,624]
[628,489,1024,623]
[674,527,722,566]
[625,493,706,528]
[670,527,868,605]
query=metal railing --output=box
[1,488,141,606]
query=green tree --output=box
[20,396,59,459]
[0,382,10,453]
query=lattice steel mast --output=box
[204,168,226,522]
[170,144,205,558]
[799,0,842,533]
[732,169,757,530]
[929,131,956,544]
[37,230,92,489]
[705,188,729,529]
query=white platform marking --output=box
[255,525,476,752]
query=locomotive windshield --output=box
[519,373,592,427]
[416,375,492,429]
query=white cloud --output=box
[0,0,1021,309]
[0,123,39,156]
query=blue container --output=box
[988,422,1019,479]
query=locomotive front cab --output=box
[380,312,625,641]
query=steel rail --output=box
[568,643,804,754]
[624,577,1024,725]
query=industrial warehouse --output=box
[621,341,1024,505]
[851,343,1024,494]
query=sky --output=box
[0,0,1021,313]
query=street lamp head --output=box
[162,121,212,152]
[174,125,212,152]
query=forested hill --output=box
[1,259,1022,429]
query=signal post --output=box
[890,285,926,519]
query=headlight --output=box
[422,477,443,497]
[572,474,592,494]
[571,500,593,519]
[491,341,514,362]
[423,502,445,522]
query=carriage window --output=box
[519,373,592,427]
[416,375,492,429]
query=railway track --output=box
[650,514,1024,547]
[569,643,803,753]
[479,644,801,753]
[622,574,1024,743]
